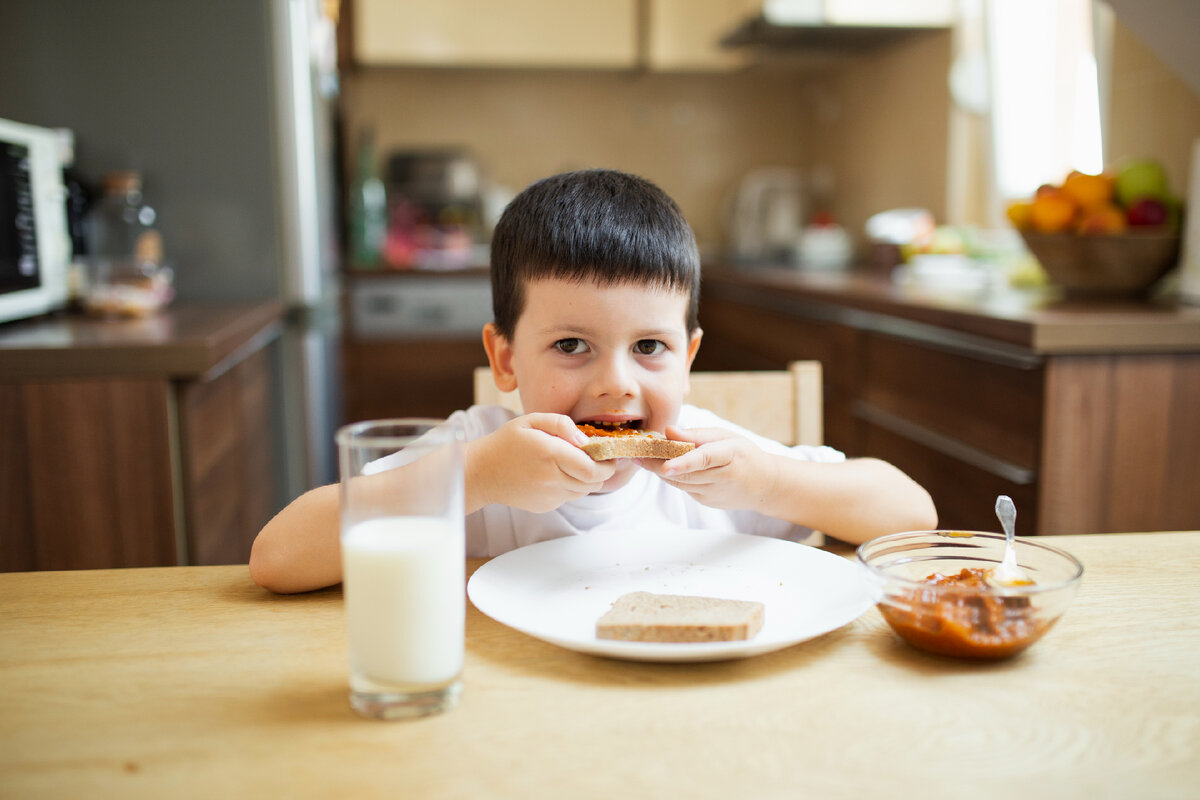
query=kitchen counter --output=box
[702,266,1200,354]
[0,300,284,378]
[696,267,1200,536]
[1,531,1197,798]
[1,302,285,571]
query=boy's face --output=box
[484,277,702,492]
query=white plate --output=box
[467,528,872,662]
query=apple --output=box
[1126,197,1170,227]
[1115,159,1169,207]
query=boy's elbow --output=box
[904,483,938,532]
[248,537,291,594]
[870,458,938,532]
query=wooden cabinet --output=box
[0,303,283,571]
[697,270,1200,536]
[352,0,763,72]
[340,271,491,423]
[354,0,638,69]
[646,0,757,71]
[341,336,488,423]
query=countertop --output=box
[0,300,284,379]
[1,531,1197,798]
[703,266,1200,354]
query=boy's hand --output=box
[466,413,616,514]
[638,426,777,511]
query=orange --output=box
[1075,202,1127,234]
[1005,201,1034,230]
[1030,192,1077,233]
[1061,171,1114,211]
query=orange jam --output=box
[878,567,1048,659]
[576,424,644,438]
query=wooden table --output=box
[2,533,1198,799]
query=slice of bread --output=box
[579,430,695,461]
[596,591,765,643]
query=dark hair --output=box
[490,169,700,339]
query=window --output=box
[948,0,1110,226]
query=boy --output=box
[250,169,936,593]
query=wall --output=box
[341,66,815,254]
[0,0,287,304]
[802,30,953,239]
[1107,19,1200,196]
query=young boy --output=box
[250,169,936,593]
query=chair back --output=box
[472,361,822,446]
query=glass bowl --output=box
[857,530,1084,660]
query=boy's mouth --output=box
[576,419,646,436]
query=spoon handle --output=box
[996,495,1016,537]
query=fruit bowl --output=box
[1019,229,1180,295]
[857,530,1083,660]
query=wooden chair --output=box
[472,361,823,446]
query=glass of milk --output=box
[336,418,465,720]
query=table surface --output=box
[2,532,1198,799]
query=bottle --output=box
[347,131,386,267]
[83,171,171,317]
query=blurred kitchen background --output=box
[2,0,1198,568]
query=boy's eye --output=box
[634,340,666,356]
[555,338,589,355]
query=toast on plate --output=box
[596,591,765,643]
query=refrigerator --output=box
[0,0,344,502]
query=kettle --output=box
[727,167,805,264]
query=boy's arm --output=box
[648,427,937,545]
[250,413,614,594]
[249,483,342,594]
[752,456,937,544]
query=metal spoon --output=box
[991,495,1032,586]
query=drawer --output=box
[862,420,1040,534]
[860,332,1043,471]
[698,296,857,389]
[341,338,488,422]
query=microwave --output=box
[0,117,70,325]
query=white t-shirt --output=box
[436,404,845,557]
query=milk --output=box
[342,516,464,689]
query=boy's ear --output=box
[686,328,703,367]
[481,323,518,393]
[683,328,703,396]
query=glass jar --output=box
[82,171,173,317]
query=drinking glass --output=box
[336,418,465,720]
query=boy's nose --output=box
[592,353,638,399]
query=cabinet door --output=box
[646,0,756,71]
[2,378,177,570]
[177,348,277,566]
[355,0,638,68]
